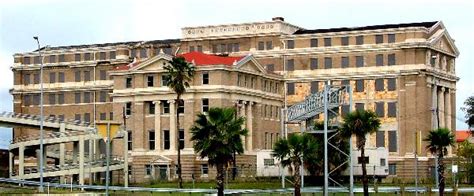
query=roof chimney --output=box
[272,17,284,22]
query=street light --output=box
[33,36,44,193]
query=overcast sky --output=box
[0,0,473,149]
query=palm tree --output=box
[272,133,318,196]
[190,107,247,196]
[424,128,455,196]
[340,110,381,196]
[164,56,195,188]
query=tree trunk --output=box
[232,151,236,180]
[294,160,301,196]
[177,95,182,188]
[216,163,225,196]
[361,144,369,196]
[438,151,445,196]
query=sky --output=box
[0,0,473,149]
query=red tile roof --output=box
[179,52,245,66]
[456,130,472,142]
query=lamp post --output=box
[33,36,44,193]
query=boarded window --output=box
[388,54,396,65]
[48,94,56,105]
[356,56,364,67]
[388,102,397,117]
[387,78,396,91]
[84,71,90,81]
[324,38,331,46]
[287,83,295,95]
[341,37,349,46]
[110,51,116,59]
[309,58,318,70]
[100,113,106,120]
[84,53,91,61]
[375,35,384,44]
[58,72,65,83]
[266,64,274,72]
[83,92,91,103]
[49,55,56,63]
[258,41,265,50]
[266,41,273,50]
[355,80,364,92]
[49,72,56,83]
[376,54,384,66]
[388,131,397,152]
[75,71,81,82]
[34,73,40,84]
[341,104,350,117]
[356,35,364,45]
[287,40,295,49]
[375,79,384,91]
[310,81,318,93]
[75,92,81,103]
[324,57,332,69]
[355,103,364,111]
[375,102,385,117]
[286,59,294,71]
[24,74,30,85]
[388,34,396,43]
[100,70,106,80]
[202,72,209,84]
[58,93,64,104]
[58,54,65,62]
[100,91,107,102]
[310,38,318,47]
[341,57,349,68]
[75,53,81,61]
[376,131,385,147]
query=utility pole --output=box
[323,82,329,196]
[33,36,44,193]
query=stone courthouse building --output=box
[10,17,459,182]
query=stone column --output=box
[445,89,452,131]
[240,101,247,151]
[9,152,13,177]
[154,101,162,151]
[79,135,85,186]
[438,87,445,128]
[19,144,24,179]
[133,102,145,151]
[72,141,79,164]
[168,100,176,152]
[431,84,438,129]
[246,102,253,151]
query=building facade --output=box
[10,17,459,182]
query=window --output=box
[75,92,81,103]
[109,112,114,120]
[355,80,364,92]
[358,156,369,164]
[310,38,318,47]
[24,95,31,106]
[341,37,349,46]
[140,48,147,58]
[84,53,91,61]
[75,71,81,82]
[189,46,195,52]
[58,72,65,83]
[163,47,172,55]
[32,94,40,105]
[197,45,203,52]
[128,131,133,150]
[310,58,318,70]
[264,159,275,166]
[286,59,294,71]
[145,165,152,175]
[58,115,64,121]
[201,164,209,175]
[388,163,396,175]
[126,77,132,88]
[388,34,396,43]
[287,83,295,95]
[125,102,132,116]
[49,72,56,83]
[48,94,56,105]
[202,72,209,85]
[110,51,116,59]
[149,130,155,150]
[220,44,226,53]
[24,74,30,85]
[388,130,397,152]
[147,101,155,115]
[100,70,106,80]
[83,92,91,103]
[310,81,318,93]
[23,57,31,64]
[375,102,384,117]
[99,91,106,102]
[376,131,385,147]
[179,129,184,149]
[387,78,396,91]
[266,64,274,72]
[355,103,365,111]
[324,57,332,69]
[58,54,65,62]
[202,99,209,112]
[356,56,364,67]
[49,55,56,63]
[162,101,170,114]
[161,75,168,86]
[375,35,384,44]
[227,43,234,53]
[233,43,240,52]
[164,130,170,149]
[376,54,384,66]
[341,80,350,86]
[341,104,350,117]
[264,132,268,148]
[375,79,384,91]
[100,113,106,120]
[258,41,264,50]
[341,57,349,68]
[212,45,218,53]
[287,40,294,49]
[266,41,273,50]
[34,56,41,64]
[380,158,386,166]
[33,73,40,84]
[356,36,364,45]
[388,54,396,65]
[84,71,90,81]
[147,75,154,87]
[58,93,64,104]
[388,102,397,117]
[75,53,81,61]
[84,113,91,123]
[177,100,184,114]
[74,114,81,121]
[324,38,332,46]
